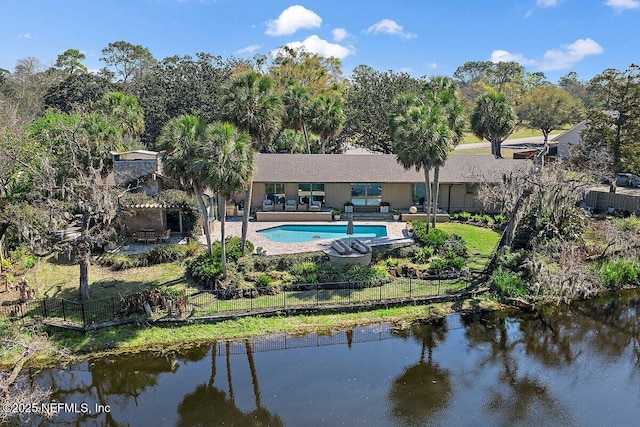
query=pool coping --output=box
[203,219,414,255]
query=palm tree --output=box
[310,94,345,153]
[96,91,145,149]
[425,77,465,228]
[157,115,217,254]
[191,122,253,278]
[282,82,312,153]
[223,71,283,254]
[392,94,455,231]
[471,91,517,159]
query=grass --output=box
[438,223,500,257]
[461,124,572,144]
[37,296,504,360]
[29,254,194,301]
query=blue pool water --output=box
[257,224,387,243]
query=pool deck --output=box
[202,218,414,255]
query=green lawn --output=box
[461,124,572,144]
[438,222,500,257]
[30,254,194,301]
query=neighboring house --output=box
[112,150,196,236]
[249,154,530,214]
[552,120,587,158]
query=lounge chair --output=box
[285,199,297,211]
[131,232,140,243]
[331,240,351,254]
[309,201,322,211]
[352,238,371,254]
[262,199,274,211]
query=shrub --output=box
[451,211,472,222]
[599,259,640,288]
[187,253,223,289]
[492,267,526,297]
[428,254,466,275]
[211,237,254,263]
[413,247,434,263]
[494,214,507,224]
[497,247,526,271]
[255,274,275,288]
[9,246,37,271]
[96,253,147,270]
[412,222,449,248]
[439,234,468,258]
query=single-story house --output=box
[247,153,530,214]
[552,120,587,158]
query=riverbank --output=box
[1,296,507,369]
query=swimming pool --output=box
[257,224,387,243]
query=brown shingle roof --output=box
[253,154,530,184]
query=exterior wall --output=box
[441,184,488,213]
[252,182,494,213]
[325,183,351,209]
[122,209,165,234]
[555,122,587,158]
[382,183,412,209]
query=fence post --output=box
[112,297,116,319]
[81,302,86,327]
[43,298,48,319]
[250,293,253,311]
[379,284,382,302]
[409,277,412,299]
[316,283,319,306]
[62,299,66,321]
[283,289,286,309]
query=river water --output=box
[19,292,640,426]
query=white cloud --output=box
[426,62,438,69]
[235,44,262,55]
[277,35,355,59]
[605,0,640,11]
[536,0,563,7]
[365,19,416,39]
[266,5,322,36]
[332,28,349,42]
[490,38,603,71]
[18,33,35,39]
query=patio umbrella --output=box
[346,215,354,247]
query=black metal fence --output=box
[0,275,475,331]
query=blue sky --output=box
[1,0,639,83]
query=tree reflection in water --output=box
[177,340,284,427]
[389,319,452,425]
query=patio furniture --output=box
[160,229,171,243]
[285,199,297,211]
[131,232,141,243]
[309,201,322,211]
[351,238,371,254]
[331,240,352,254]
[262,199,274,211]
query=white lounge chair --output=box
[331,240,352,254]
[285,200,297,211]
[262,199,274,211]
[309,201,322,211]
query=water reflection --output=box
[23,293,640,426]
[389,320,451,425]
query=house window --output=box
[298,183,325,204]
[265,183,285,204]
[466,184,477,195]
[351,183,382,206]
[413,183,426,205]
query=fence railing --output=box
[0,275,477,331]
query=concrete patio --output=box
[202,218,414,255]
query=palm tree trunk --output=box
[432,166,440,229]
[245,340,262,409]
[219,193,227,279]
[194,183,213,255]
[302,123,311,154]
[423,166,432,233]
[240,182,252,255]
